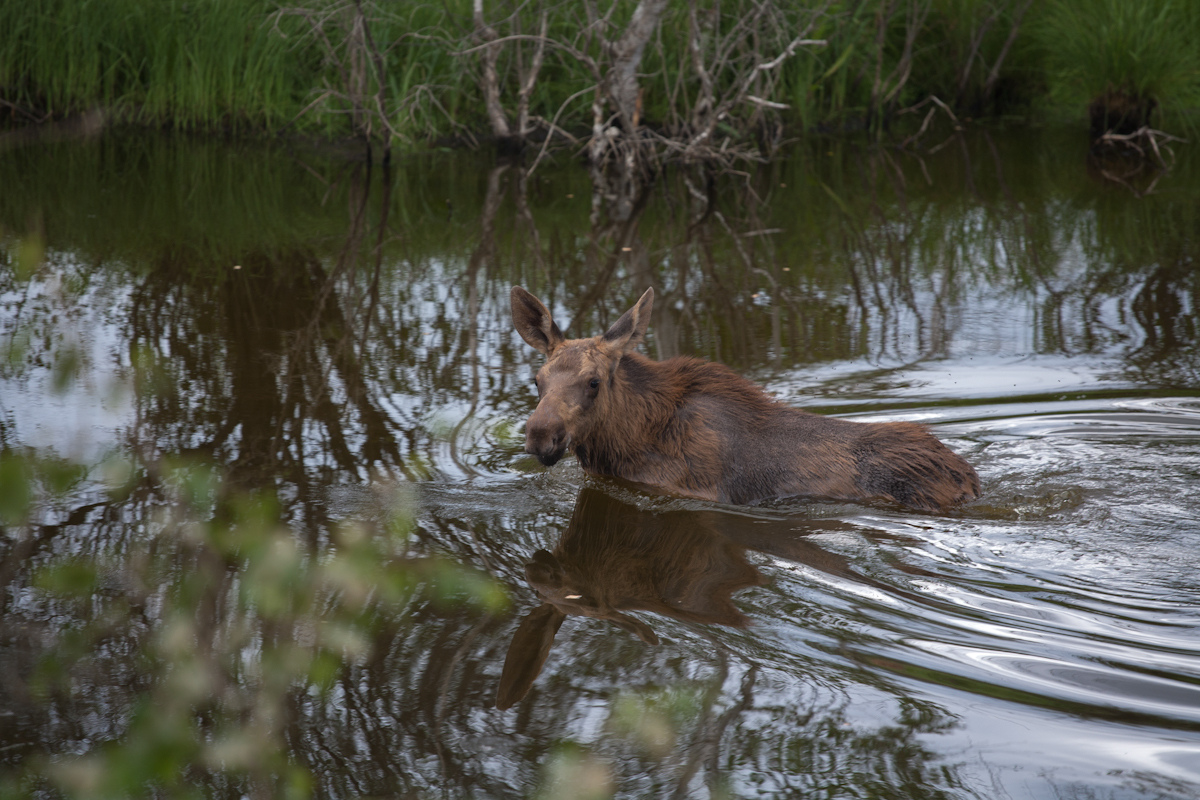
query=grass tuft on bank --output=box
[1036,0,1200,135]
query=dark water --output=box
[2,127,1199,798]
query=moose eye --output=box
[588,378,601,391]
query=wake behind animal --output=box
[511,286,979,512]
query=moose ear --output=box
[607,611,661,645]
[511,286,565,355]
[600,287,653,357]
[496,604,567,710]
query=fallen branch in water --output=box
[1098,166,1163,198]
[1095,126,1188,168]
[897,95,961,150]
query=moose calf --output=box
[511,286,980,511]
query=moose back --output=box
[511,285,980,511]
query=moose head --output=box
[510,285,653,467]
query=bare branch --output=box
[983,0,1034,102]
[756,38,828,72]
[528,84,597,175]
[745,95,790,110]
[881,0,933,108]
[899,106,936,149]
[472,0,511,138]
[685,8,830,156]
[280,89,336,135]
[516,11,550,137]
[606,0,672,131]
[688,4,715,130]
[454,33,602,79]
[954,2,1003,108]
[1097,126,1187,168]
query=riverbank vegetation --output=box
[2,0,1198,158]
[1038,0,1200,138]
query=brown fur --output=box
[511,285,981,511]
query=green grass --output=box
[1,0,1198,143]
[0,0,316,130]
[1035,0,1200,126]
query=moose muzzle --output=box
[524,404,569,466]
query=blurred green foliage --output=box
[13,234,44,282]
[2,448,508,798]
[0,452,35,525]
[0,451,89,525]
[535,743,615,800]
[607,686,703,758]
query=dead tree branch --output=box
[472,0,512,139]
[1096,126,1188,168]
[897,95,960,149]
[983,0,1034,103]
[870,0,932,129]
[953,2,1003,110]
[683,0,829,163]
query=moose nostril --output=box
[526,424,562,448]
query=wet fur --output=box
[512,286,980,512]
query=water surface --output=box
[1,127,1199,798]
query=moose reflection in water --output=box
[498,487,893,710]
[512,286,980,511]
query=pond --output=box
[1,126,1199,799]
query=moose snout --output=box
[524,406,569,467]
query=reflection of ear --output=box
[496,604,567,710]
[511,286,565,355]
[607,611,661,645]
[599,287,653,365]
